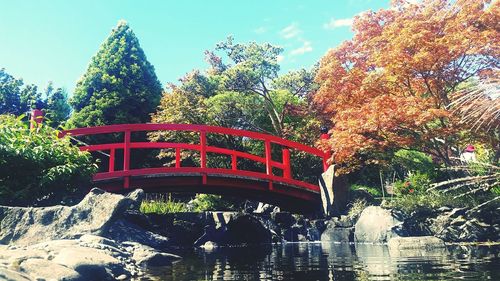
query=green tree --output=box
[0,115,97,206]
[0,68,43,116]
[68,20,162,127]
[182,37,317,138]
[0,68,24,115]
[44,82,71,127]
[150,38,323,182]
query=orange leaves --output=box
[313,0,498,174]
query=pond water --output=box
[146,243,499,281]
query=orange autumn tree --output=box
[314,0,499,174]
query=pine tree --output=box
[68,20,162,127]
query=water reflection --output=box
[147,243,500,281]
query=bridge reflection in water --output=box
[61,124,329,212]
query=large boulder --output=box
[354,206,402,243]
[194,214,275,246]
[321,227,354,243]
[0,188,143,246]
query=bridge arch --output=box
[61,124,329,211]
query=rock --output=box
[0,266,32,281]
[273,212,295,228]
[0,188,140,246]
[336,215,355,228]
[194,214,274,246]
[283,225,307,242]
[321,227,354,243]
[387,236,446,257]
[105,219,171,249]
[131,244,181,267]
[19,258,81,281]
[79,234,119,248]
[254,203,278,215]
[430,209,496,242]
[354,206,402,243]
[387,236,445,251]
[225,214,273,245]
[52,246,125,280]
[126,189,145,210]
[0,189,183,280]
[199,241,218,251]
[211,212,236,229]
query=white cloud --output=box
[254,26,267,34]
[290,41,312,56]
[323,18,353,30]
[280,23,301,39]
[276,55,285,63]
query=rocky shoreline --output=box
[0,188,498,280]
[0,189,179,280]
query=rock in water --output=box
[354,206,402,243]
[0,188,143,246]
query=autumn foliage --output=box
[314,0,499,174]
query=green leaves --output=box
[0,115,97,206]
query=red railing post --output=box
[231,154,237,170]
[123,129,131,188]
[109,149,115,172]
[282,148,291,179]
[265,140,272,175]
[265,140,273,190]
[175,148,181,168]
[200,131,207,168]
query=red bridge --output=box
[61,124,329,211]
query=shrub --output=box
[191,194,235,212]
[393,172,431,196]
[346,198,368,221]
[350,184,382,197]
[0,114,97,206]
[392,149,437,180]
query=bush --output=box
[393,172,431,196]
[350,184,382,197]
[392,149,437,180]
[191,194,235,212]
[0,115,97,206]
[346,198,368,221]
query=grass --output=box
[140,194,188,214]
[347,198,368,221]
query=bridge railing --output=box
[61,124,328,192]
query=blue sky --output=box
[0,0,389,93]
